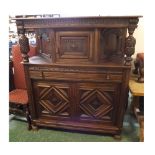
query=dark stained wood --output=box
[15,15,141,136]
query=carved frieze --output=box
[17,17,129,28]
[29,66,122,74]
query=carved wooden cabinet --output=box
[14,16,141,136]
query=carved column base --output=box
[125,61,131,66]
[22,53,29,62]
[125,57,132,66]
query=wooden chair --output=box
[9,44,37,130]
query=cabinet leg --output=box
[28,124,32,130]
[25,106,32,131]
[31,125,39,131]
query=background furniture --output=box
[13,15,141,137]
[129,75,144,141]
[9,45,37,130]
[133,52,144,83]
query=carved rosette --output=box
[125,18,139,65]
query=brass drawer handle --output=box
[106,74,110,80]
[47,38,50,42]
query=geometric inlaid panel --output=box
[80,89,114,120]
[38,86,70,116]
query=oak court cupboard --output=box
[13,15,141,138]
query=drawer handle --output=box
[47,38,50,42]
[106,74,110,80]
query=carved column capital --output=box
[128,18,139,35]
[125,18,139,65]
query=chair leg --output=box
[25,105,32,130]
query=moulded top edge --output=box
[11,15,143,20]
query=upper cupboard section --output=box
[36,28,127,64]
[14,16,140,64]
[36,28,127,63]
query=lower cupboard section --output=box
[30,80,123,134]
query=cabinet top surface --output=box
[13,15,142,29]
[24,56,131,69]
[12,15,142,20]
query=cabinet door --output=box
[32,81,71,120]
[36,29,55,60]
[56,31,94,63]
[78,83,121,124]
[100,28,127,61]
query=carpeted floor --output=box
[9,106,140,142]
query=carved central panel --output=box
[80,89,114,120]
[47,90,62,105]
[37,85,70,116]
[89,97,102,110]
[60,37,87,54]
[56,31,93,60]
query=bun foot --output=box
[32,125,39,131]
[113,135,121,140]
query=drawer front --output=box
[29,67,123,82]
[29,71,42,79]
[43,71,122,82]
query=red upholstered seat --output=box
[9,89,28,104]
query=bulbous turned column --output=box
[18,29,30,62]
[125,18,139,66]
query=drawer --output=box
[43,71,122,82]
[28,67,123,82]
[105,73,123,81]
[29,71,43,79]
